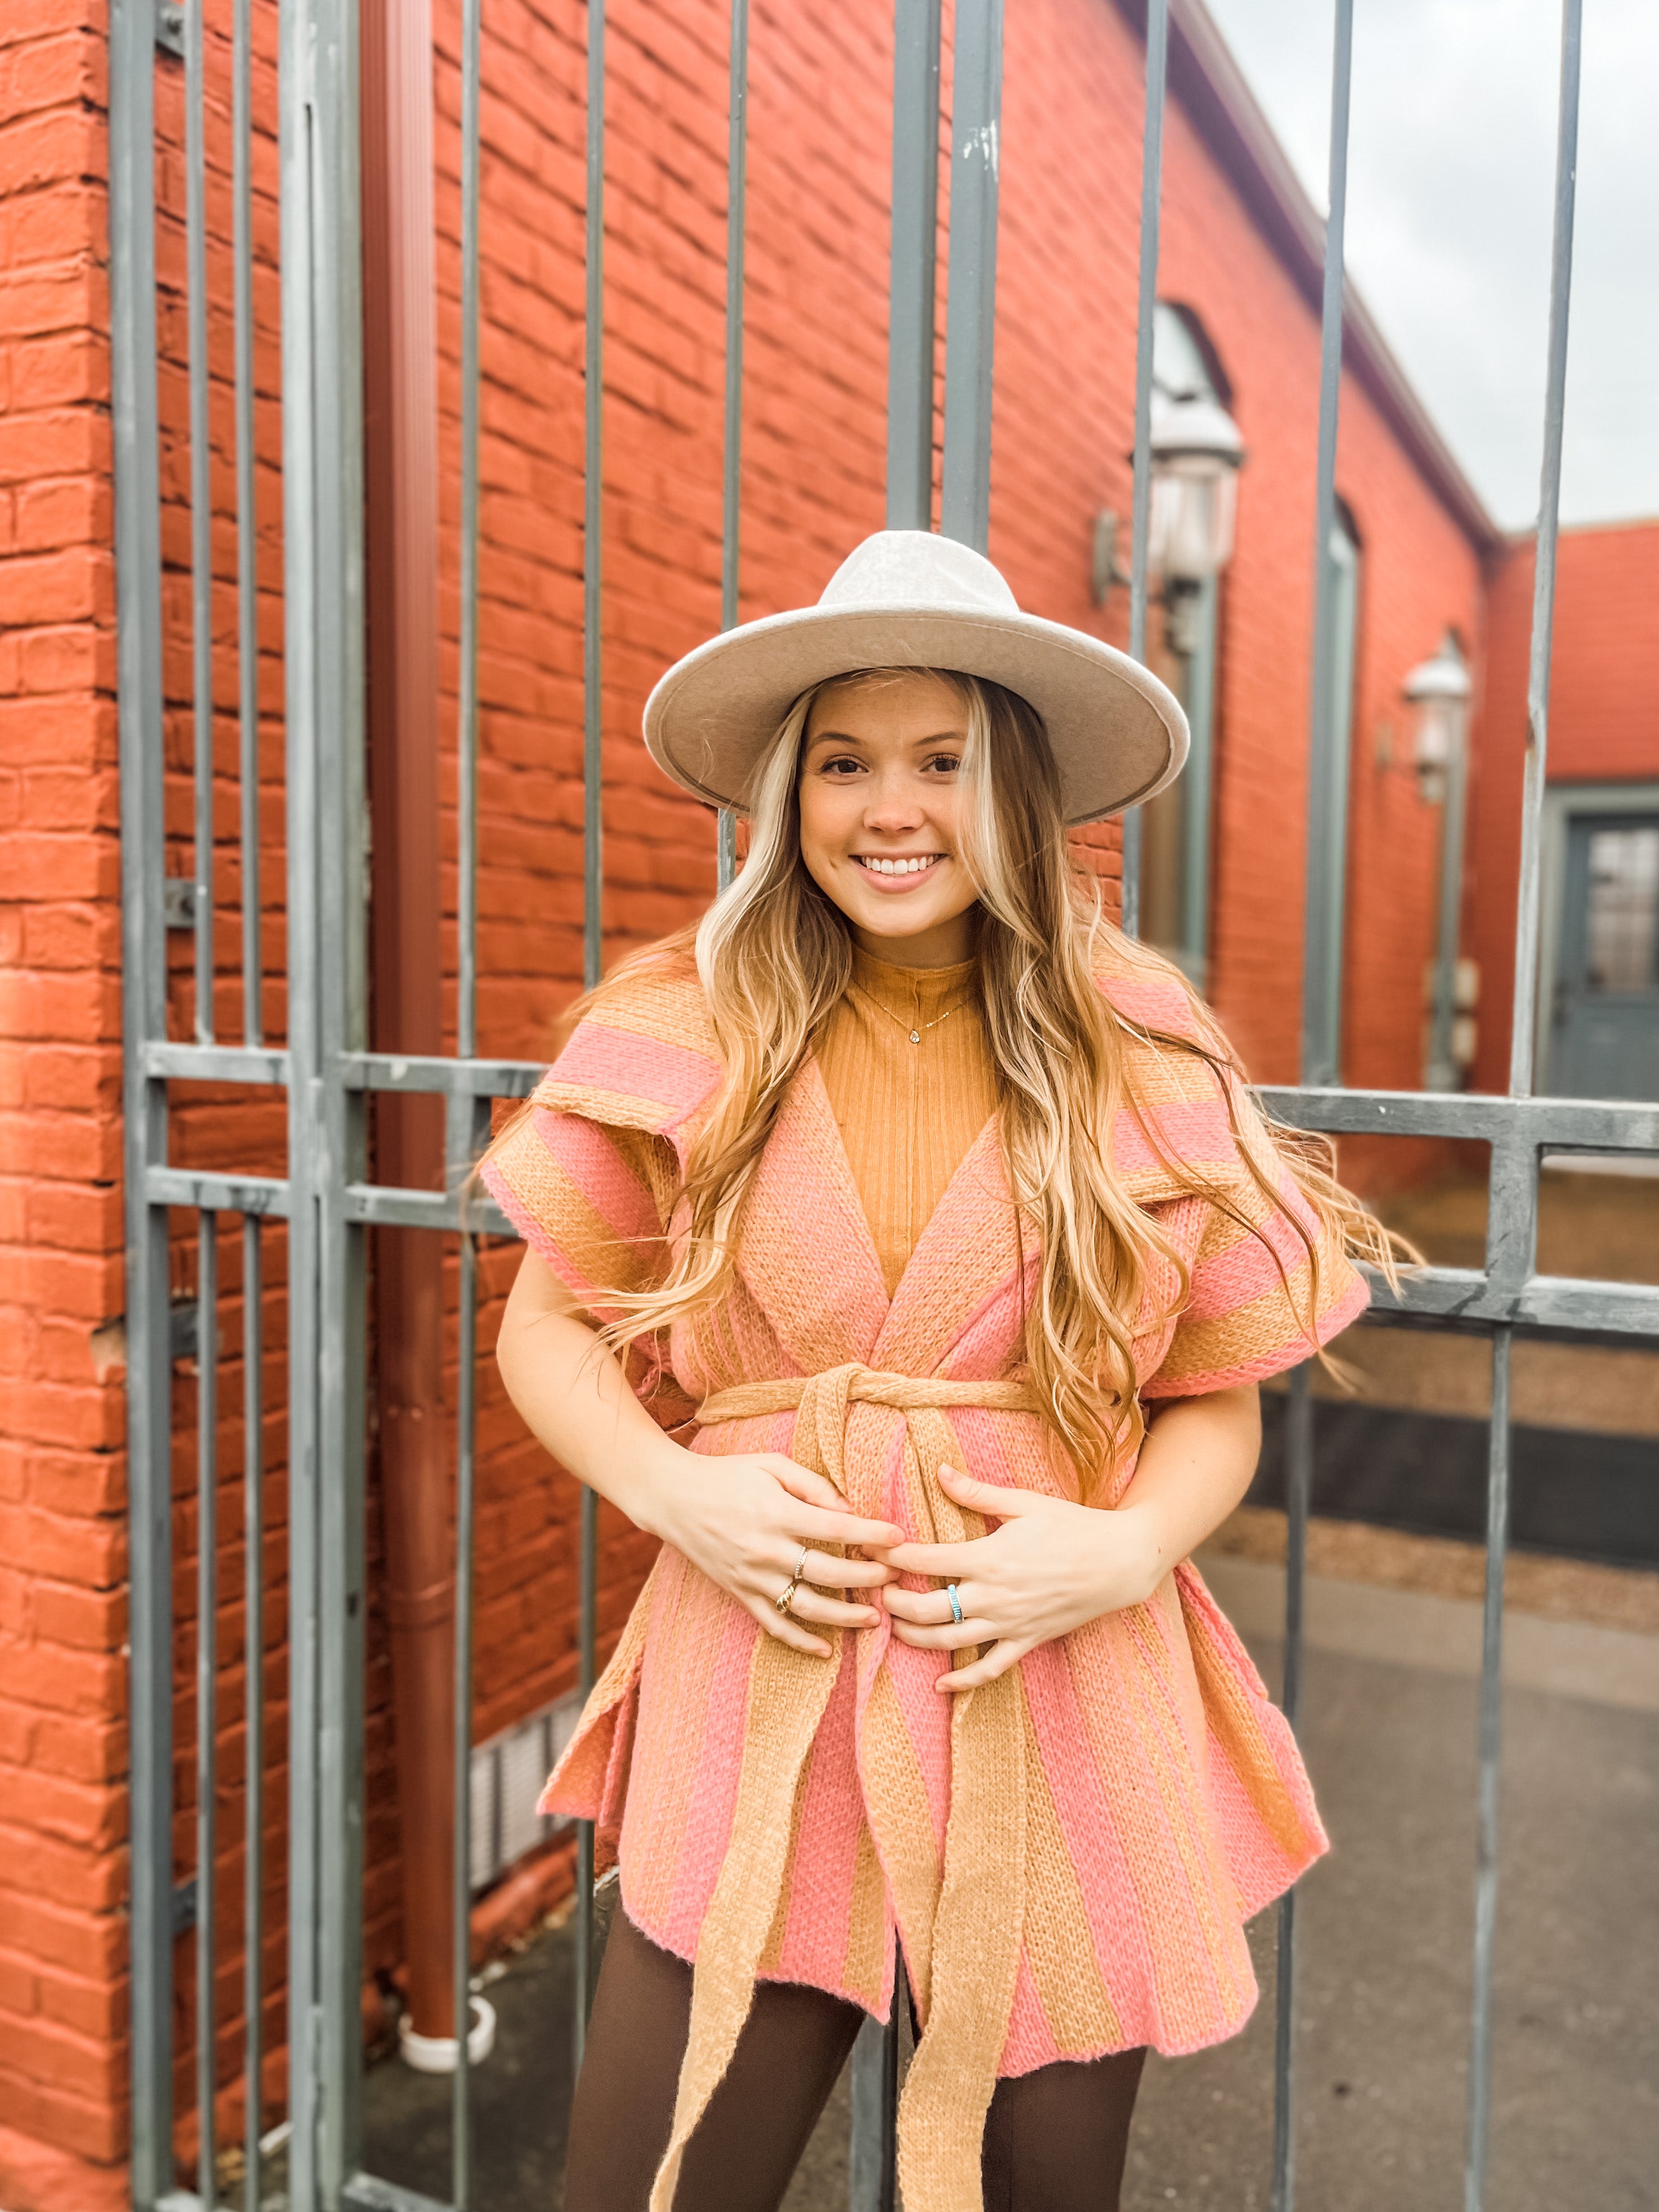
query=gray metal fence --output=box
[109,0,1657,2209]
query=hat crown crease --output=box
[817,529,1020,617]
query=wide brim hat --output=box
[642,529,1188,825]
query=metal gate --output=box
[110,1,1658,2208]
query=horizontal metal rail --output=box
[1259,1085,1659,1151]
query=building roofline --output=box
[1112,0,1503,552]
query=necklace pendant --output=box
[909,1029,922,1044]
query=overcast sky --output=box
[1200,0,1659,532]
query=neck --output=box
[851,914,978,969]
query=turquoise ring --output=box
[946,1583,964,1625]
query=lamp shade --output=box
[1403,634,1472,771]
[1146,390,1246,583]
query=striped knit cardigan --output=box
[482,948,1365,2211]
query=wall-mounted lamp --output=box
[1403,632,1472,803]
[1405,631,1473,1089]
[1147,389,1245,588]
[1092,390,1246,657]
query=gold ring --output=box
[775,1576,800,1616]
[793,1544,811,1580]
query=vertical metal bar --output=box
[1298,0,1355,1090]
[1426,708,1470,1092]
[457,0,482,1064]
[187,0,216,1042]
[1508,0,1581,1102]
[575,1481,599,2067]
[938,0,1003,552]
[451,0,485,2196]
[1120,0,1167,941]
[320,1,370,2183]
[1460,20,1583,2193]
[1271,1362,1313,2212]
[197,1214,220,2211]
[1464,1327,1513,2211]
[583,0,605,1003]
[243,1218,264,2212]
[576,0,606,2066]
[714,0,750,896]
[234,0,262,1047]
[1178,578,1217,981]
[279,18,323,2195]
[282,0,369,2195]
[110,0,178,2193]
[722,0,749,636]
[452,1225,479,2207]
[886,0,941,531]
[849,1977,901,2212]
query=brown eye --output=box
[924,752,962,775]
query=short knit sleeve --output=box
[1141,1077,1369,1400]
[481,1101,677,1326]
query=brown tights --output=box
[564,1908,1145,2212]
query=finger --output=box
[881,1583,973,1624]
[788,1586,884,1630]
[793,1503,908,1549]
[801,1550,894,1589]
[937,1638,1033,1691]
[875,1540,984,1578]
[937,1465,1036,1514]
[750,1599,832,1660]
[765,1459,852,1513]
[890,1617,999,1650]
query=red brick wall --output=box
[0,4,131,2206]
[1465,519,1659,1095]
[0,0,1495,2196]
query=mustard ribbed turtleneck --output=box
[815,946,1000,1297]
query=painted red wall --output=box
[1465,519,1659,1095]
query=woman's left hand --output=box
[875,1465,1165,1692]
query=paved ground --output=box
[353,1591,1659,2211]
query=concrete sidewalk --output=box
[353,1577,1659,2211]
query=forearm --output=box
[495,1251,683,1537]
[1112,1385,1262,1594]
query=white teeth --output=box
[860,855,939,876]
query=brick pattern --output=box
[1465,520,1659,1096]
[0,0,1498,2194]
[0,3,132,2199]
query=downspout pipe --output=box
[361,0,458,2049]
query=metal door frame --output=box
[111,1,1657,2210]
[1539,780,1659,1097]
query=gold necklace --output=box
[865,990,969,1046]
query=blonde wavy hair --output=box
[492,668,1405,1491]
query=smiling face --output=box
[795,670,983,967]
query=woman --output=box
[486,531,1395,2211]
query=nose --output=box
[861,768,927,833]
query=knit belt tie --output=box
[645,1362,1039,2212]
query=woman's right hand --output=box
[639,1444,904,1658]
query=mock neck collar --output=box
[849,944,978,1014]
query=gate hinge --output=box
[163,877,197,929]
[155,0,185,56]
[172,1876,197,1934]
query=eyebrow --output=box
[803,727,966,747]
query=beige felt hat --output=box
[642,529,1188,825]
